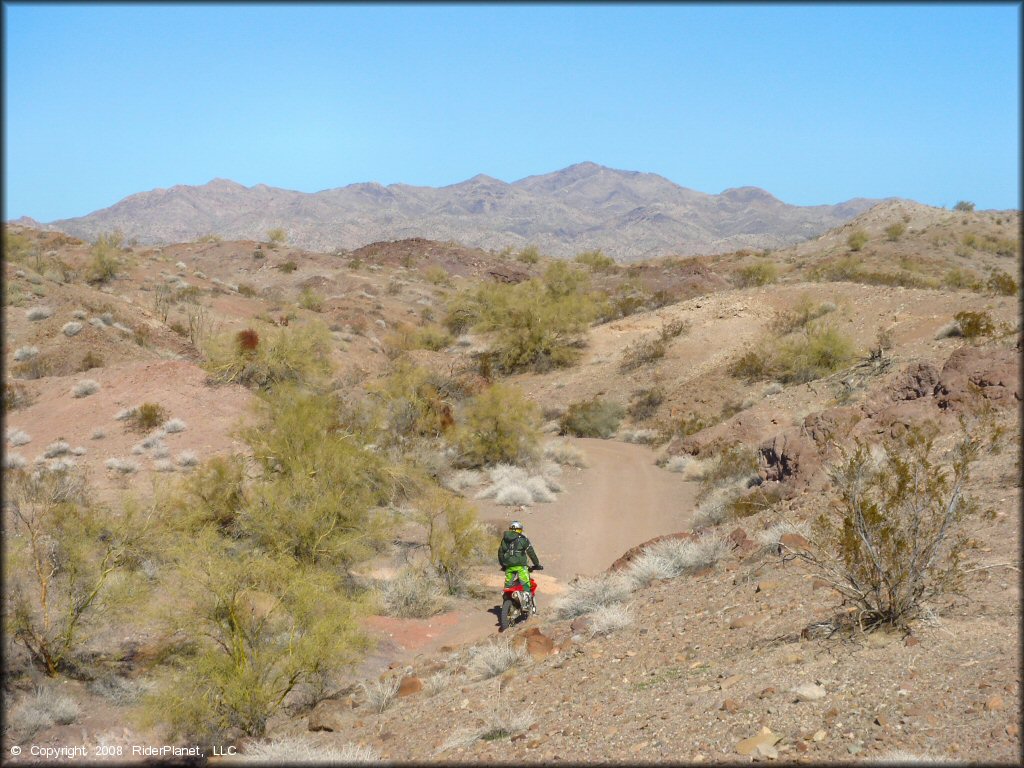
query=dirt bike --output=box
[499,565,541,632]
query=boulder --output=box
[397,676,423,697]
[934,346,1020,411]
[308,699,354,732]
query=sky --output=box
[3,2,1020,222]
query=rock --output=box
[736,727,781,756]
[720,674,743,689]
[526,630,555,661]
[729,614,758,630]
[792,682,827,702]
[727,527,752,549]
[397,676,423,697]
[934,346,1021,412]
[811,579,832,591]
[720,698,741,713]
[886,362,941,402]
[904,635,920,647]
[812,730,826,742]
[691,566,715,578]
[848,744,863,755]
[796,741,810,753]
[986,695,1005,712]
[308,699,353,732]
[873,714,890,727]
[779,533,810,551]
[570,616,592,634]
[1006,723,1019,737]
[758,687,776,699]
[755,580,781,593]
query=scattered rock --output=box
[721,674,743,689]
[904,635,920,647]
[729,614,758,630]
[720,698,741,713]
[397,676,423,697]
[779,533,810,551]
[758,687,776,699]
[736,727,781,756]
[608,532,697,571]
[986,695,1005,712]
[811,579,832,591]
[792,682,827,702]
[755,580,781,593]
[570,616,592,634]
[812,730,826,742]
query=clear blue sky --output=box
[3,2,1020,221]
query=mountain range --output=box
[31,162,888,261]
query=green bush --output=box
[619,319,689,372]
[953,310,995,340]
[953,200,975,212]
[266,227,287,245]
[454,383,541,467]
[885,222,907,242]
[297,287,325,312]
[730,324,855,384]
[769,294,836,335]
[986,271,1018,296]
[423,265,452,286]
[627,387,665,422]
[516,245,540,265]
[203,322,333,391]
[847,230,868,252]
[559,398,625,439]
[277,261,298,274]
[370,359,457,440]
[418,487,489,593]
[131,402,169,432]
[735,262,778,287]
[574,250,616,272]
[5,467,156,676]
[385,323,452,353]
[86,231,124,285]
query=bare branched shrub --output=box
[9,686,80,737]
[376,567,449,618]
[359,676,402,713]
[787,423,978,629]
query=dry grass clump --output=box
[43,440,71,458]
[474,464,560,506]
[72,379,100,398]
[587,603,634,636]
[105,458,139,475]
[559,397,625,438]
[359,677,402,714]
[161,418,187,433]
[239,738,381,763]
[62,321,84,337]
[756,520,812,553]
[619,319,689,372]
[4,453,28,470]
[627,535,729,587]
[14,345,39,362]
[9,686,80,737]
[730,323,856,384]
[438,704,536,753]
[554,571,636,619]
[466,638,527,680]
[620,428,659,444]
[663,454,691,474]
[177,451,199,468]
[26,306,54,321]
[90,428,106,440]
[543,440,588,467]
[375,567,449,618]
[7,428,32,446]
[442,469,484,493]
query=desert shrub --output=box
[369,359,457,442]
[26,306,53,321]
[203,322,333,391]
[587,604,633,636]
[14,345,39,362]
[986,271,1018,296]
[62,321,83,337]
[146,533,369,740]
[554,572,635,619]
[734,323,855,384]
[376,566,448,618]
[466,639,527,680]
[5,381,34,411]
[756,520,812,554]
[696,443,760,502]
[885,222,907,241]
[621,428,659,444]
[418,487,489,593]
[953,310,995,340]
[9,686,80,737]
[790,423,978,629]
[237,283,258,298]
[728,349,773,382]
[423,265,451,286]
[574,249,616,272]
[953,200,975,212]
[266,227,287,245]
[85,231,123,284]
[5,466,156,675]
[72,379,100,398]
[619,319,689,372]
[297,287,324,312]
[769,294,836,335]
[128,402,168,431]
[627,387,665,422]
[516,245,540,265]
[444,262,598,373]
[543,441,588,467]
[385,323,452,353]
[559,398,624,439]
[735,261,778,287]
[941,268,983,291]
[475,464,560,506]
[79,350,104,371]
[170,454,248,533]
[359,676,402,714]
[276,260,298,273]
[454,383,540,467]
[847,230,868,251]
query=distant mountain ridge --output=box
[41,162,889,260]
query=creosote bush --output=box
[204,322,333,391]
[847,229,868,252]
[559,398,625,439]
[729,323,855,384]
[787,422,979,630]
[953,310,995,340]
[734,261,778,287]
[129,403,169,432]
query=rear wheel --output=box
[500,598,518,631]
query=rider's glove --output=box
[533,564,544,571]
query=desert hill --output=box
[2,200,1020,763]
[39,163,887,260]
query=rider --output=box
[499,519,543,613]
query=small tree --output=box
[86,231,124,284]
[455,383,540,466]
[784,423,978,630]
[417,487,488,593]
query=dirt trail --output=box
[360,437,698,670]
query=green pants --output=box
[504,566,533,592]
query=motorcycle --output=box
[499,565,541,632]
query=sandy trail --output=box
[360,437,699,670]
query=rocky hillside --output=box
[2,200,1019,764]
[37,163,886,260]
